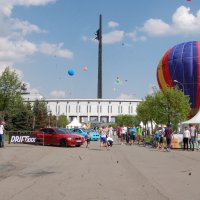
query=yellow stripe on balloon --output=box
[157,56,168,89]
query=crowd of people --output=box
[182,124,199,151]
[88,123,200,152]
[85,126,114,149]
[1,120,200,152]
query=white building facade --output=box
[45,98,141,123]
[23,94,141,123]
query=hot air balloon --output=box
[68,69,75,76]
[157,41,200,110]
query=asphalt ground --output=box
[0,138,200,200]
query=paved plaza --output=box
[0,139,200,200]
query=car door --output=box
[38,128,48,145]
[46,128,57,145]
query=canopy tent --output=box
[66,117,82,128]
[181,110,200,124]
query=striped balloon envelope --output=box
[157,41,200,110]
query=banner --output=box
[8,132,36,144]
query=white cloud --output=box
[0,0,75,96]
[0,0,56,16]
[108,21,119,28]
[0,13,45,38]
[0,0,71,66]
[50,90,66,98]
[171,6,200,34]
[11,19,45,36]
[126,31,146,42]
[0,37,37,64]
[103,30,124,44]
[141,6,200,36]
[39,42,73,59]
[142,19,171,36]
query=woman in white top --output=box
[183,126,190,151]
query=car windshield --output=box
[60,128,73,134]
[87,129,95,132]
[54,128,67,134]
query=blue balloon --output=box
[68,69,75,76]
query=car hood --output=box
[65,133,84,138]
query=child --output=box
[86,132,90,148]
[154,129,161,149]
[107,136,113,147]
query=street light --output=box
[173,80,184,93]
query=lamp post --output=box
[174,80,184,93]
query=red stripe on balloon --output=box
[162,48,173,88]
[196,41,200,109]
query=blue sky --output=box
[0,0,199,100]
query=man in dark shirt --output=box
[164,123,173,152]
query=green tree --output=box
[0,67,21,120]
[0,67,34,131]
[115,114,138,127]
[57,114,68,127]
[136,95,157,132]
[136,87,191,131]
[5,99,34,131]
[32,100,48,130]
[157,87,190,130]
[136,99,150,129]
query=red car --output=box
[33,128,85,147]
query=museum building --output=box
[23,94,141,123]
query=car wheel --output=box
[35,138,40,145]
[60,139,67,147]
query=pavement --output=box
[0,138,200,200]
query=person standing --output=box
[136,125,142,145]
[108,126,113,137]
[195,126,200,150]
[183,126,190,151]
[159,130,164,151]
[121,125,127,145]
[164,123,173,152]
[129,126,136,145]
[189,124,197,151]
[154,129,161,149]
[100,126,108,149]
[0,121,4,148]
[86,131,90,148]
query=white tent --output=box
[66,117,82,128]
[181,110,200,124]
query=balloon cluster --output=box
[67,66,89,77]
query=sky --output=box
[0,0,199,100]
